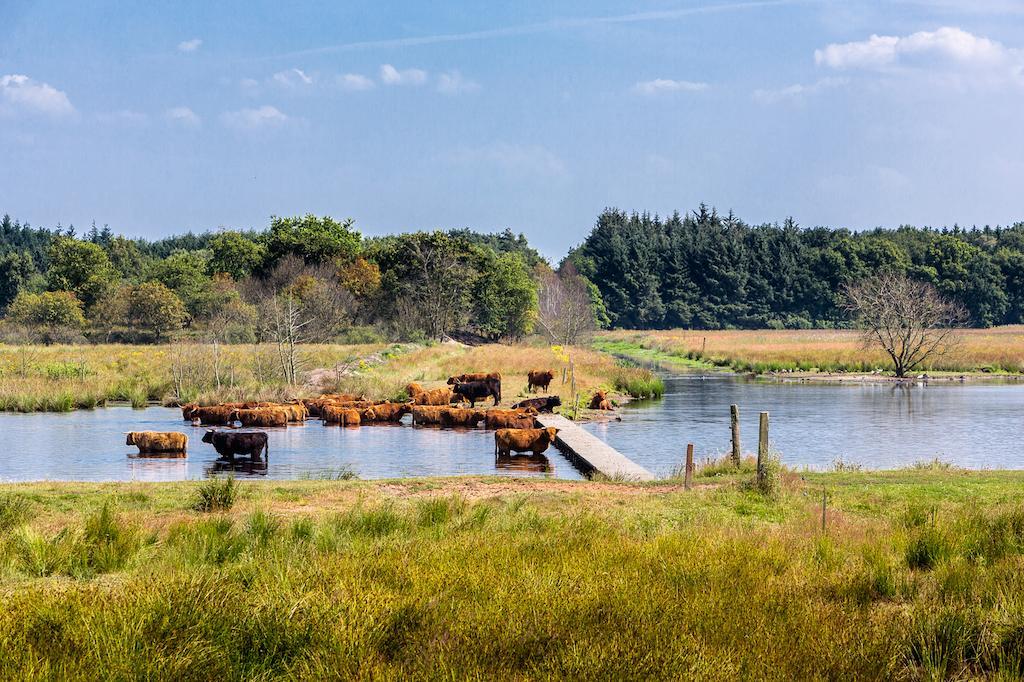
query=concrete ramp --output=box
[536,414,655,481]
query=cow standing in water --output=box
[202,430,269,460]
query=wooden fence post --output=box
[757,412,769,484]
[730,404,741,467]
[821,490,827,533]
[684,443,694,490]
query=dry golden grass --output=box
[600,327,1024,374]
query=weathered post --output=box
[821,490,827,533]
[757,411,769,484]
[684,443,694,490]
[730,404,741,467]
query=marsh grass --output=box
[1,476,1024,678]
[598,327,1024,375]
[192,477,238,513]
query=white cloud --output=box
[178,38,202,53]
[166,106,201,128]
[633,78,709,95]
[449,142,567,179]
[753,76,848,103]
[815,26,1022,76]
[380,64,427,86]
[272,68,314,88]
[220,105,289,131]
[437,70,479,94]
[0,74,74,117]
[338,73,375,91]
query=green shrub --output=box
[192,477,238,513]
[610,365,665,400]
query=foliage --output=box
[472,252,538,340]
[45,236,118,309]
[266,214,361,265]
[7,290,87,335]
[208,231,267,280]
[572,206,1024,329]
[192,477,238,513]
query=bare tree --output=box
[244,255,356,385]
[536,262,598,346]
[844,272,966,377]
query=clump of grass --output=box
[0,495,33,534]
[82,502,143,573]
[167,517,245,565]
[832,457,863,472]
[610,365,665,400]
[910,458,958,471]
[415,496,466,528]
[245,509,280,546]
[906,526,950,570]
[691,454,755,479]
[740,450,784,499]
[11,527,81,577]
[299,466,359,481]
[337,505,405,538]
[192,476,238,513]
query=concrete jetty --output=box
[535,414,655,481]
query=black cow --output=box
[201,430,269,460]
[511,396,562,413]
[451,379,501,408]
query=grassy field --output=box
[1,469,1023,679]
[0,341,661,413]
[598,327,1024,375]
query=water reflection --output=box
[495,452,554,475]
[207,457,269,477]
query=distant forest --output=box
[1,206,1023,344]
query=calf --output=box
[202,430,269,460]
[126,431,187,453]
[494,427,560,457]
[527,369,555,393]
[511,396,562,413]
[451,379,500,408]
[589,390,613,410]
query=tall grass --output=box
[192,477,238,513]
[0,476,1023,677]
[598,327,1024,375]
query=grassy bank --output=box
[1,470,1023,678]
[598,327,1024,375]
[0,341,661,413]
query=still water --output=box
[584,373,1024,476]
[0,407,583,482]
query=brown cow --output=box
[412,387,453,406]
[589,390,613,410]
[406,382,425,398]
[484,407,538,430]
[180,403,199,420]
[494,427,559,457]
[193,406,235,426]
[447,372,501,384]
[361,402,411,423]
[411,405,446,425]
[440,407,486,428]
[280,402,308,422]
[233,408,289,427]
[527,369,555,392]
[126,431,188,453]
[322,405,361,426]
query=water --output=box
[584,373,1024,477]
[0,407,583,482]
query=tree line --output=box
[0,214,599,346]
[569,206,1024,329]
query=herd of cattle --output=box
[124,369,616,463]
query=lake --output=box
[2,373,1023,481]
[584,373,1024,476]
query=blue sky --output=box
[2,0,1024,258]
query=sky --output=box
[2,0,1024,259]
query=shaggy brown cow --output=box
[193,406,235,426]
[406,382,425,397]
[181,403,199,420]
[233,408,289,427]
[322,405,361,426]
[280,403,308,422]
[511,396,562,413]
[527,369,555,392]
[412,387,453,406]
[589,390,613,410]
[440,407,486,428]
[411,405,446,425]
[484,408,538,430]
[126,431,188,453]
[447,372,501,384]
[361,402,411,422]
[494,427,559,456]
